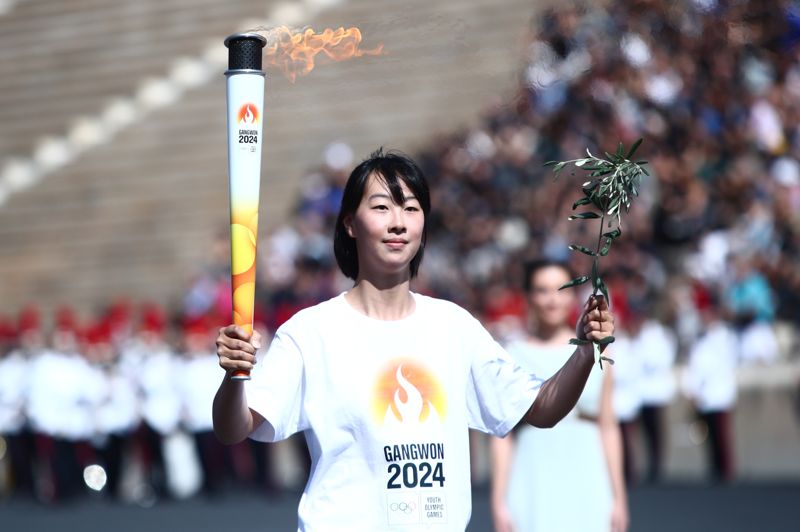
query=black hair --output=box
[523,259,576,293]
[333,148,431,280]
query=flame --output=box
[374,362,446,427]
[237,104,259,125]
[391,365,425,423]
[262,26,384,82]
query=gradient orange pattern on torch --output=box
[230,197,258,336]
[230,103,260,337]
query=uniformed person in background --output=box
[125,304,182,499]
[85,320,139,500]
[0,310,35,498]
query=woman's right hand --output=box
[491,501,516,532]
[216,324,262,375]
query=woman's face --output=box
[345,173,424,280]
[527,265,576,329]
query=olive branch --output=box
[545,138,649,368]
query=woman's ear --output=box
[343,214,355,239]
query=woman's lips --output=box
[383,239,408,249]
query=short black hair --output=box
[333,148,431,280]
[523,259,576,292]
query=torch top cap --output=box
[224,32,267,72]
[224,32,267,48]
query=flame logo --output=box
[237,103,259,125]
[373,360,446,426]
[261,26,384,83]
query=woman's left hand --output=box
[577,295,615,348]
[610,497,629,532]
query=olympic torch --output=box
[224,33,267,380]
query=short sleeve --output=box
[464,316,543,437]
[244,326,306,442]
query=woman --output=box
[213,150,615,531]
[490,260,628,532]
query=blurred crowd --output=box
[0,303,291,504]
[3,0,800,503]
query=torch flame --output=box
[244,105,254,124]
[262,26,384,82]
[383,364,440,426]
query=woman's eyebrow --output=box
[368,193,418,202]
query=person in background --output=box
[128,304,181,499]
[0,310,35,499]
[608,319,643,487]
[178,315,231,496]
[682,293,738,483]
[628,300,677,484]
[490,260,628,532]
[28,306,97,502]
[86,320,139,500]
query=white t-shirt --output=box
[634,321,677,406]
[245,292,541,532]
[179,352,222,432]
[27,350,101,440]
[138,348,182,435]
[93,365,140,436]
[682,322,738,412]
[607,335,643,422]
[0,350,30,434]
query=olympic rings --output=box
[389,501,417,514]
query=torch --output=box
[224,33,267,380]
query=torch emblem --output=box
[372,361,447,427]
[237,103,260,126]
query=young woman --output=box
[490,260,628,532]
[213,150,615,531]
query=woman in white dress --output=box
[490,260,628,532]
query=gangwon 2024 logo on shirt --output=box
[372,360,447,427]
[373,360,449,527]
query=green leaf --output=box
[559,276,590,290]
[599,238,613,256]
[603,227,622,240]
[626,138,643,159]
[597,335,616,346]
[569,338,591,345]
[599,355,615,366]
[572,197,592,209]
[569,244,597,256]
[598,277,610,302]
[590,169,613,177]
[616,142,624,158]
[544,160,559,166]
[569,212,600,220]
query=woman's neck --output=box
[345,278,415,321]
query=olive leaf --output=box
[569,244,597,257]
[559,276,591,290]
